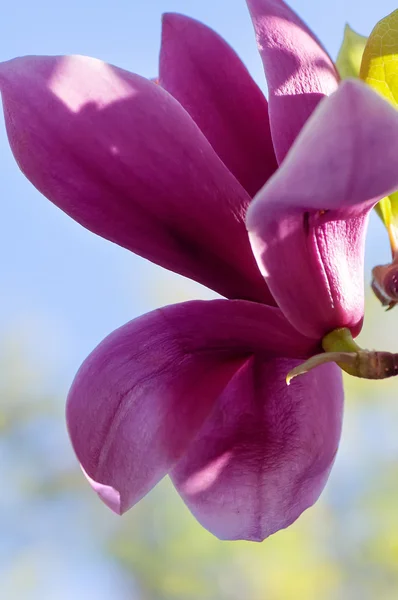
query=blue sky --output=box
[3,2,398,598]
[0,0,397,392]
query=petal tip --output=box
[161,11,187,31]
[161,11,174,25]
[336,77,370,101]
[82,467,124,515]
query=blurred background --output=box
[1,0,398,598]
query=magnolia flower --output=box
[336,9,398,312]
[2,0,398,542]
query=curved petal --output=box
[66,299,318,515]
[246,0,339,162]
[172,357,343,542]
[159,13,277,196]
[247,80,398,338]
[0,55,272,303]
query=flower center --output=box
[336,9,398,312]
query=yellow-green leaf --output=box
[375,192,398,226]
[360,9,398,107]
[390,190,398,216]
[375,196,392,227]
[360,11,398,237]
[336,24,367,79]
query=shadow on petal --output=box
[172,356,343,542]
[0,54,273,304]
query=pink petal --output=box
[0,55,271,303]
[247,80,398,338]
[172,357,343,541]
[160,13,277,197]
[66,299,317,515]
[246,0,339,162]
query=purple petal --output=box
[0,55,272,303]
[172,357,343,542]
[160,13,277,196]
[66,299,317,515]
[246,0,339,162]
[247,80,398,338]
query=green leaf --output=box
[360,11,398,236]
[360,9,398,107]
[336,24,367,79]
[374,196,393,227]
